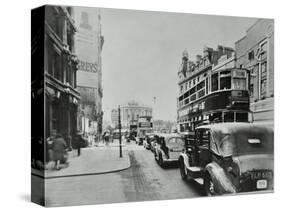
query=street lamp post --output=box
[118,105,123,158]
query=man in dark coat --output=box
[73,132,84,156]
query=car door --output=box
[167,137,185,159]
[195,128,212,167]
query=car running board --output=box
[186,166,203,178]
[194,178,204,185]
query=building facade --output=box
[111,101,153,129]
[177,46,235,132]
[74,7,104,136]
[44,6,80,139]
[235,19,274,125]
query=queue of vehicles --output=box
[138,68,274,196]
[140,122,273,196]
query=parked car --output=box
[178,123,274,196]
[143,133,156,149]
[154,133,185,168]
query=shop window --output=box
[52,102,59,133]
[211,73,219,92]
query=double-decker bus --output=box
[137,116,153,141]
[178,68,252,132]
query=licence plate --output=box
[256,180,267,189]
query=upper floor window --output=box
[248,50,254,61]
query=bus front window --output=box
[232,78,246,90]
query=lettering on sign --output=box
[78,60,98,73]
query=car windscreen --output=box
[213,128,273,156]
[166,137,185,147]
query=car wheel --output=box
[159,154,165,168]
[204,174,215,196]
[179,158,187,181]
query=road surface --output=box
[32,143,203,207]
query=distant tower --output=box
[182,49,189,77]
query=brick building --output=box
[235,19,274,125]
[44,6,80,139]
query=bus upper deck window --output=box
[211,73,218,92]
[220,71,231,90]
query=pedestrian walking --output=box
[74,132,84,156]
[52,134,67,170]
[104,131,110,146]
[46,136,54,163]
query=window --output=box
[220,71,231,90]
[211,73,219,92]
[190,94,196,101]
[196,129,210,147]
[53,51,61,80]
[261,41,268,52]
[248,50,254,61]
[260,62,267,98]
[198,89,205,98]
[206,78,209,94]
[190,87,196,95]
[232,78,246,90]
[236,112,248,122]
[223,112,234,122]
[250,84,254,97]
[196,81,205,90]
[47,44,53,75]
[184,98,189,105]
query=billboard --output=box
[74,7,100,88]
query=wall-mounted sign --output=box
[77,60,98,73]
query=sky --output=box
[100,8,257,122]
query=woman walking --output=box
[52,134,67,170]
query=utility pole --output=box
[118,105,123,158]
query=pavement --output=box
[33,143,202,207]
[31,143,130,178]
